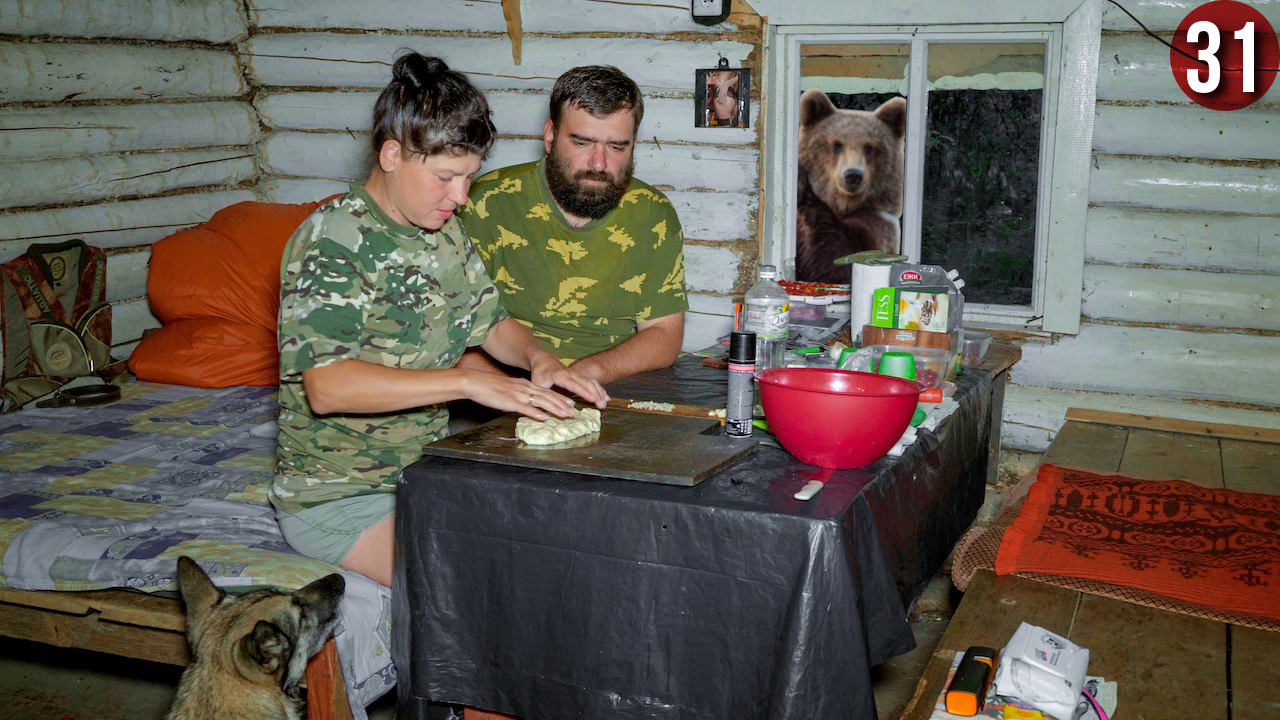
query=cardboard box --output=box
[861,325,955,351]
[870,287,950,333]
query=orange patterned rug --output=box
[996,464,1280,622]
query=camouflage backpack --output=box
[0,240,115,411]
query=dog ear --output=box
[875,96,907,139]
[177,556,224,646]
[237,620,293,679]
[293,573,345,613]
[799,89,836,130]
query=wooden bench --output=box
[0,586,354,720]
[903,409,1280,720]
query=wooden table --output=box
[902,409,1280,720]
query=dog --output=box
[166,556,345,720]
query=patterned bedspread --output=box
[0,381,394,717]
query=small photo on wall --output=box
[696,61,751,128]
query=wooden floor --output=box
[903,410,1280,720]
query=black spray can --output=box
[726,330,756,437]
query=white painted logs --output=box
[0,190,258,261]
[684,245,743,295]
[1002,382,1280,453]
[1097,35,1280,104]
[1014,323,1280,406]
[1089,155,1280,214]
[1085,206,1280,274]
[248,0,742,34]
[1101,0,1280,32]
[259,132,757,193]
[1093,104,1280,161]
[259,179,348,206]
[244,34,754,93]
[112,296,160,344]
[106,249,150,301]
[255,91,758,145]
[0,0,247,43]
[0,148,258,211]
[0,42,245,103]
[260,181,749,244]
[0,102,260,160]
[1082,264,1280,332]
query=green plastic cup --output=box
[878,351,916,381]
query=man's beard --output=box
[545,143,634,220]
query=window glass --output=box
[794,44,910,284]
[921,42,1045,306]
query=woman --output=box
[271,53,608,587]
[708,70,739,126]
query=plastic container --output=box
[961,330,992,368]
[788,295,833,322]
[863,344,957,390]
[756,368,920,468]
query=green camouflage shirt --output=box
[457,158,688,361]
[272,184,507,513]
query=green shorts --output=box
[274,492,396,566]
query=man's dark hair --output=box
[549,65,644,133]
[372,52,496,158]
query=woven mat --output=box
[952,465,1280,632]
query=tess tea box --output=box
[871,287,950,333]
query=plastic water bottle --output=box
[743,264,790,371]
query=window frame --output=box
[760,2,1102,334]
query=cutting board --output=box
[421,408,757,486]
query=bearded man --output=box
[456,66,687,384]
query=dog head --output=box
[176,556,345,695]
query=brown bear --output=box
[795,90,906,284]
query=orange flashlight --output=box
[944,645,998,716]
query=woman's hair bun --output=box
[372,51,495,159]
[392,53,449,89]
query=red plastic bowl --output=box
[757,368,920,469]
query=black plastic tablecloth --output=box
[393,359,993,720]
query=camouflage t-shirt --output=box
[457,158,688,361]
[271,184,507,513]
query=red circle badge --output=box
[1171,0,1279,111]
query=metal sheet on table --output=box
[422,408,757,486]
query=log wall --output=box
[1002,0,1280,452]
[0,0,254,359]
[242,0,765,353]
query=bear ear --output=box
[799,89,837,129]
[875,96,907,139]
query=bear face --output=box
[798,90,906,219]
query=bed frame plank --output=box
[0,595,190,666]
[1118,428,1224,487]
[1065,408,1280,445]
[1232,626,1280,720]
[1071,593,1228,720]
[0,587,185,631]
[1220,439,1280,495]
[1040,420,1129,473]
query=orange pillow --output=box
[129,199,332,387]
[128,318,279,387]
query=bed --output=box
[0,379,395,720]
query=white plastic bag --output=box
[994,622,1090,720]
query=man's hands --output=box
[529,353,609,409]
[476,317,610,414]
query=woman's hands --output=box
[459,368,582,421]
